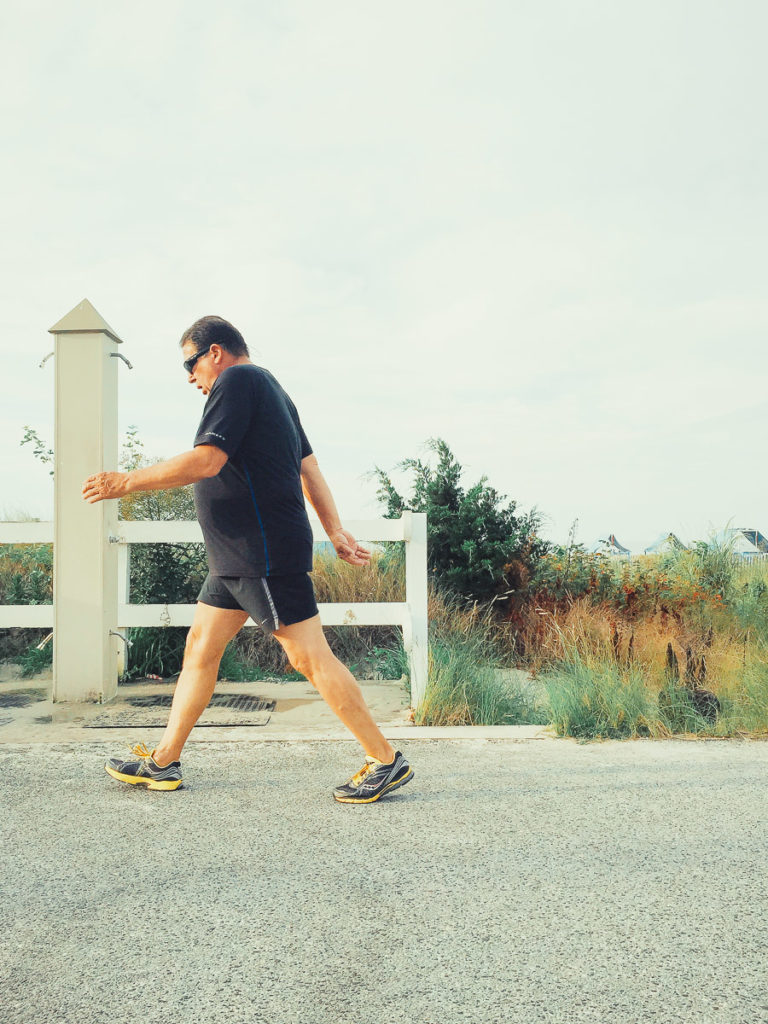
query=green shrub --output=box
[128,544,207,604]
[530,542,617,605]
[0,545,53,605]
[370,437,548,607]
[122,627,187,681]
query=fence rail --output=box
[0,523,54,544]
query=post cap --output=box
[49,299,122,344]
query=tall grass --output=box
[416,591,545,726]
[526,591,768,739]
[544,651,656,739]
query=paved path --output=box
[2,737,767,1024]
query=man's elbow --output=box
[198,446,228,478]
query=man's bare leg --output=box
[272,614,396,764]
[152,603,248,766]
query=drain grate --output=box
[0,688,47,709]
[84,691,276,728]
[126,693,276,712]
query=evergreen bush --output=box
[369,437,548,608]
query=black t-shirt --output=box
[192,363,314,577]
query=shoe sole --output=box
[333,766,414,804]
[104,764,182,791]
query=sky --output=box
[1,1,766,553]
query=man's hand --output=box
[332,529,371,567]
[82,472,131,504]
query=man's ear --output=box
[210,343,223,363]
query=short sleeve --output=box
[297,420,312,459]
[284,393,312,459]
[193,367,254,458]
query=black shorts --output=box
[197,573,319,632]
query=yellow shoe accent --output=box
[334,766,414,803]
[104,764,182,790]
[146,778,182,791]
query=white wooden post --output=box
[49,299,122,702]
[403,511,429,710]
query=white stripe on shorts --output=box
[261,578,280,631]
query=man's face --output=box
[182,340,222,396]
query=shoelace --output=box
[350,757,380,788]
[129,742,153,761]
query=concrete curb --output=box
[0,723,556,745]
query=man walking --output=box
[82,315,413,803]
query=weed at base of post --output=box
[18,641,53,678]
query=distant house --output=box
[589,534,631,558]
[643,533,687,556]
[739,529,768,554]
[718,528,767,562]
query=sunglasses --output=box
[183,346,212,375]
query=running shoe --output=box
[333,750,413,804]
[104,742,183,791]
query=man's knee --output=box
[283,638,335,682]
[183,626,226,668]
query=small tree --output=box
[369,437,548,608]
[20,427,54,476]
[118,425,197,523]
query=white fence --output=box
[0,512,429,706]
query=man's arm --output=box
[300,454,370,566]
[82,445,228,504]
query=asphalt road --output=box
[2,737,767,1024]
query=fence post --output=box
[49,299,123,702]
[403,511,429,711]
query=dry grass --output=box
[310,548,405,604]
[519,596,768,738]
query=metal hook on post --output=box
[110,352,133,369]
[109,630,133,648]
[36,631,54,651]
